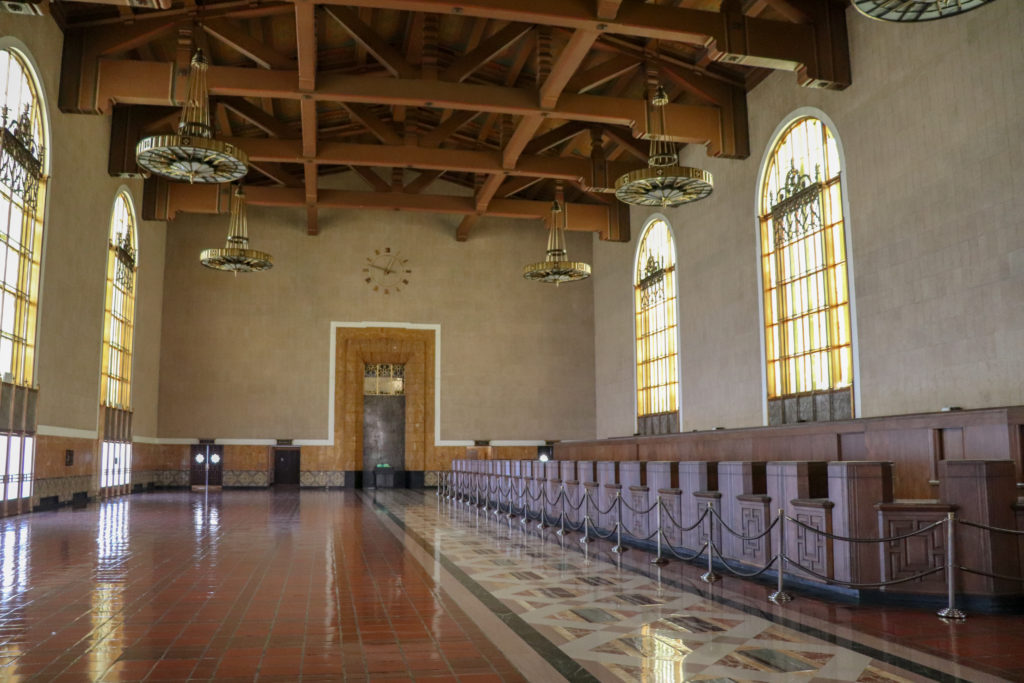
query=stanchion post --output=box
[537,484,549,530]
[556,484,568,536]
[937,512,967,620]
[701,502,720,583]
[651,496,668,566]
[520,482,530,525]
[506,479,516,519]
[612,492,628,554]
[768,508,792,603]
[580,489,593,544]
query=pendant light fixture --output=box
[136,49,249,184]
[200,185,273,273]
[523,185,591,284]
[852,0,996,22]
[614,83,713,208]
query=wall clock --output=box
[363,247,411,294]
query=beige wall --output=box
[594,2,1024,436]
[157,200,596,442]
[1,17,166,438]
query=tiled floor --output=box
[0,489,1020,682]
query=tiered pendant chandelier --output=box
[852,0,996,21]
[200,185,273,273]
[136,50,249,183]
[523,189,591,284]
[615,84,713,208]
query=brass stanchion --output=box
[580,490,594,544]
[701,502,720,583]
[506,479,517,519]
[556,484,568,536]
[537,483,550,530]
[612,491,628,554]
[937,512,966,620]
[651,496,668,566]
[769,508,792,603]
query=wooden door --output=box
[190,445,223,486]
[274,448,300,486]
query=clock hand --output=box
[384,256,397,274]
[369,264,390,272]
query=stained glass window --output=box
[758,116,853,416]
[102,192,137,409]
[634,218,678,419]
[0,49,45,388]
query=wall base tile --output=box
[299,470,345,488]
[223,470,270,488]
[32,475,92,505]
[153,470,189,488]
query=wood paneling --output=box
[554,407,1024,499]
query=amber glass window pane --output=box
[102,193,137,409]
[759,117,853,403]
[634,219,679,417]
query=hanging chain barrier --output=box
[437,469,1024,620]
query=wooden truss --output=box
[59,0,851,239]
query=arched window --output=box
[0,47,46,503]
[758,115,854,424]
[100,192,137,492]
[102,192,137,409]
[634,217,679,435]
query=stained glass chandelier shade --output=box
[852,0,996,21]
[615,85,713,207]
[135,50,248,184]
[522,197,591,284]
[199,186,273,272]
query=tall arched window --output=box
[100,191,137,492]
[758,115,854,424]
[634,217,679,435]
[102,192,137,409]
[0,47,46,504]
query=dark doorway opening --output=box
[363,395,406,487]
[274,448,300,486]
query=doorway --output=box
[363,363,406,488]
[274,448,300,486]
[190,444,223,487]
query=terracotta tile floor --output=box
[0,489,1022,682]
[0,491,525,682]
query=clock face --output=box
[851,0,995,22]
[363,247,411,294]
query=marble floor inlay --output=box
[373,489,1020,683]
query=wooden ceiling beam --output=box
[522,120,590,156]
[341,102,402,145]
[251,161,303,188]
[295,3,317,92]
[496,175,542,198]
[312,0,849,88]
[596,0,623,21]
[203,19,296,70]
[455,214,482,242]
[322,6,419,80]
[565,54,640,94]
[600,125,647,162]
[404,169,444,194]
[441,22,532,83]
[352,165,391,192]
[151,181,623,237]
[419,110,477,147]
[86,61,728,152]
[218,97,293,138]
[539,28,600,108]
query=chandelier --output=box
[852,0,995,21]
[615,84,713,208]
[522,192,591,284]
[200,185,273,272]
[136,50,249,184]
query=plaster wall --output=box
[157,202,596,442]
[0,16,166,438]
[593,2,1024,436]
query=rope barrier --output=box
[785,514,944,543]
[447,469,1024,621]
